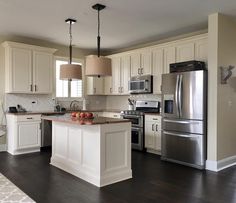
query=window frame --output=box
[53,56,85,101]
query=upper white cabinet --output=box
[107,54,131,95]
[152,48,164,94]
[194,38,208,62]
[163,46,176,74]
[2,41,56,94]
[104,76,113,95]
[86,77,104,95]
[176,42,195,63]
[130,49,152,76]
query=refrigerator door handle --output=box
[178,75,183,117]
[163,131,200,138]
[175,75,180,117]
[163,119,200,125]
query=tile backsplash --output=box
[5,94,55,112]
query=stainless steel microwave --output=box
[128,75,153,94]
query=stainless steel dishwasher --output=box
[41,113,65,147]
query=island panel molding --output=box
[50,121,132,187]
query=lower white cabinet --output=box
[145,115,162,154]
[102,112,121,118]
[6,114,41,155]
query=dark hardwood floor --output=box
[0,149,236,203]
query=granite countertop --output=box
[42,115,130,125]
[6,109,122,115]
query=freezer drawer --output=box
[161,130,205,168]
[162,119,204,134]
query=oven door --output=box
[122,115,143,128]
[132,127,143,150]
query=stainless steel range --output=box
[121,100,160,151]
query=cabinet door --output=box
[152,48,163,94]
[111,57,121,94]
[10,47,32,93]
[195,38,208,62]
[120,55,131,94]
[140,50,152,75]
[33,51,53,93]
[154,123,162,151]
[104,76,112,95]
[86,77,104,95]
[145,121,155,149]
[130,52,140,76]
[176,42,195,62]
[17,122,41,149]
[163,46,176,74]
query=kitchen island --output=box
[42,115,132,187]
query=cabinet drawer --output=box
[145,115,161,123]
[16,114,41,122]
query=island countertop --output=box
[42,115,130,125]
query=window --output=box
[55,59,83,98]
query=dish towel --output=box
[0,99,6,137]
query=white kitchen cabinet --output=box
[176,42,195,63]
[104,76,113,95]
[145,115,162,154]
[120,55,131,94]
[111,56,121,94]
[6,114,42,155]
[108,54,130,95]
[152,48,164,94]
[86,77,104,95]
[163,46,176,74]
[194,38,208,62]
[33,51,53,93]
[130,49,152,76]
[2,41,56,94]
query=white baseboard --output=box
[206,155,236,172]
[0,144,7,152]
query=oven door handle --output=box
[122,115,141,119]
[132,127,143,131]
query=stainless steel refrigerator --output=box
[161,70,207,169]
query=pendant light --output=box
[85,3,112,77]
[60,18,82,81]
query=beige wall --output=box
[217,14,236,160]
[207,13,219,161]
[208,13,236,162]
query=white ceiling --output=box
[1,0,236,51]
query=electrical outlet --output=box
[31,101,38,105]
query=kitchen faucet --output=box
[69,100,81,111]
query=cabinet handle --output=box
[30,84,33,92]
[141,68,143,74]
[138,68,141,75]
[114,115,118,118]
[119,87,121,93]
[27,117,33,120]
[110,87,112,93]
[152,124,154,131]
[34,85,37,92]
[94,88,96,94]
[121,87,123,93]
[156,124,158,132]
[152,118,158,121]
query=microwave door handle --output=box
[144,80,148,90]
[175,75,180,117]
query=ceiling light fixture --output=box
[60,18,82,81]
[85,3,112,77]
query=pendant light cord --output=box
[69,21,72,64]
[97,9,101,57]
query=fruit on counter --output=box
[85,112,93,118]
[76,112,81,118]
[71,112,77,117]
[79,112,86,118]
